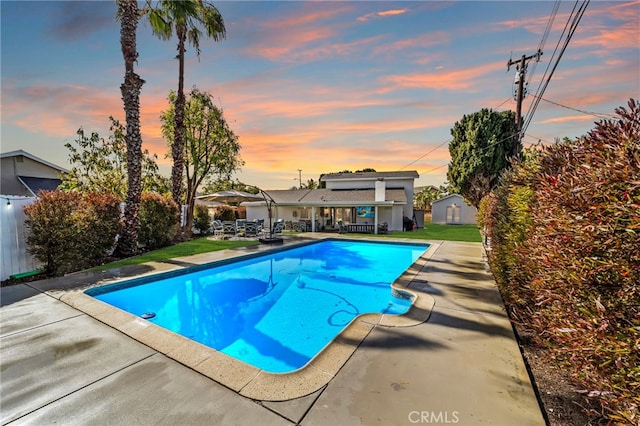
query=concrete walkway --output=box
[0,239,545,425]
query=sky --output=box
[1,1,639,190]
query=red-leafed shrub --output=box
[214,205,236,221]
[24,190,121,275]
[483,99,640,423]
[137,193,179,250]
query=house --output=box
[431,194,477,225]
[1,150,67,196]
[244,170,419,233]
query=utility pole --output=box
[507,49,542,157]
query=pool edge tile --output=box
[195,351,261,393]
[239,365,334,401]
[309,318,375,375]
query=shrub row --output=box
[25,191,121,275]
[482,99,639,423]
[25,191,179,275]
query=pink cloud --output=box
[371,32,450,58]
[243,6,355,63]
[379,61,503,92]
[357,8,409,22]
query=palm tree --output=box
[146,0,226,218]
[115,0,145,257]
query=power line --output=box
[522,0,590,136]
[419,127,518,177]
[402,97,514,173]
[399,139,450,170]
[535,95,615,119]
[526,0,561,88]
[523,132,555,145]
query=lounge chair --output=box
[337,221,348,234]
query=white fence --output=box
[1,197,188,282]
[0,196,40,281]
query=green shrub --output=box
[483,149,540,308]
[138,193,179,250]
[24,190,121,275]
[193,204,211,235]
[484,99,640,422]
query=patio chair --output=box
[337,221,348,234]
[272,220,285,235]
[222,221,236,236]
[212,220,225,239]
[378,222,389,234]
[244,221,259,238]
[235,219,246,235]
[293,221,307,232]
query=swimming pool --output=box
[86,239,429,373]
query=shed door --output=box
[446,205,461,224]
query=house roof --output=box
[320,170,419,181]
[243,188,407,207]
[1,149,68,173]
[431,193,467,205]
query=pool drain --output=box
[141,312,156,319]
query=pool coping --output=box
[58,235,439,401]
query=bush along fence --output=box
[480,98,639,423]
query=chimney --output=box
[375,179,385,202]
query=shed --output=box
[431,194,477,225]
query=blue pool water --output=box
[87,239,429,373]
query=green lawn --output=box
[93,224,480,272]
[381,223,482,242]
[90,238,260,271]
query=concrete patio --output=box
[0,238,546,425]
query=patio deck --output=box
[0,237,545,425]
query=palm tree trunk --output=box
[116,0,144,257]
[171,25,187,217]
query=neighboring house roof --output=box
[431,193,470,205]
[320,170,419,181]
[1,149,68,173]
[244,188,407,207]
[17,176,63,197]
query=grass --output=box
[381,223,482,242]
[90,238,260,271]
[93,224,481,272]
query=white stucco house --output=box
[431,194,477,225]
[243,170,419,233]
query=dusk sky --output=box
[2,1,638,190]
